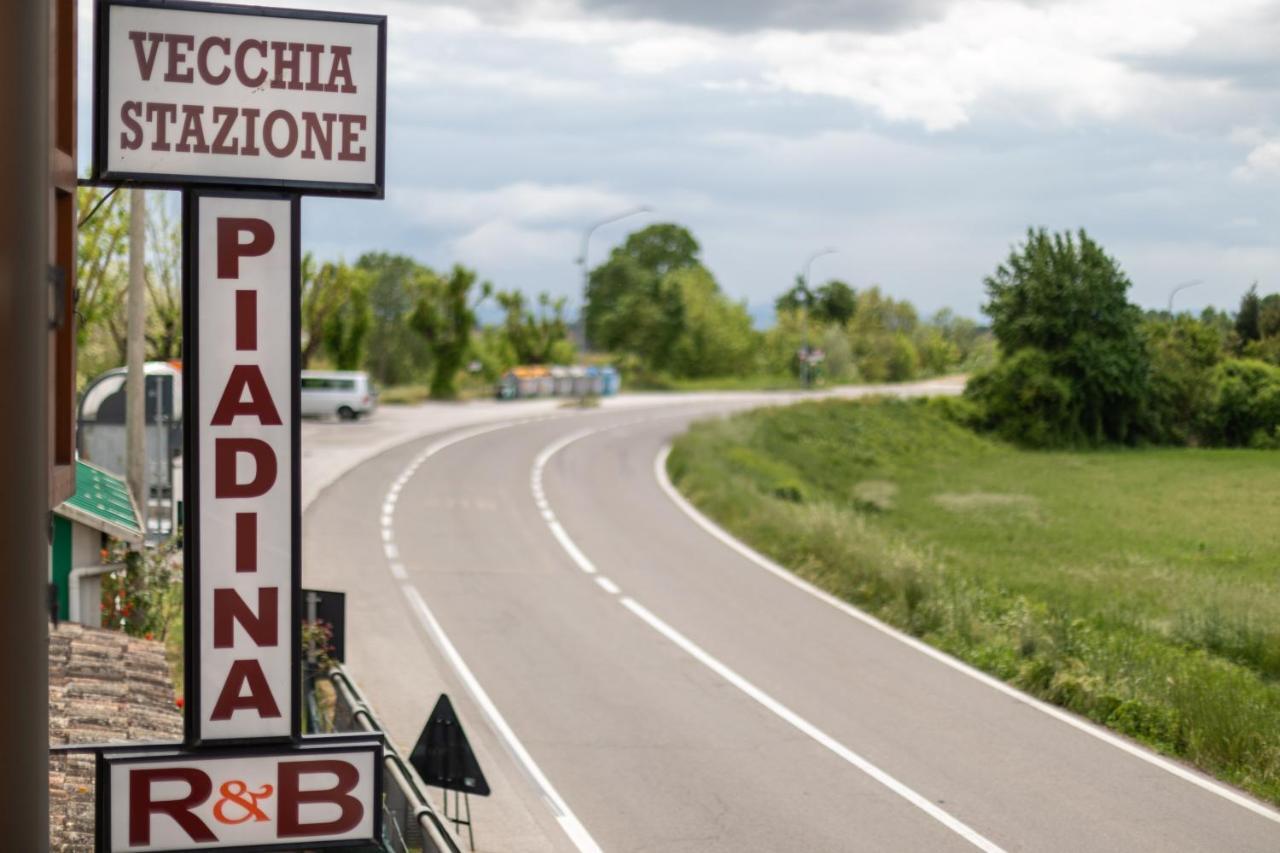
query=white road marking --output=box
[378,416,605,853]
[533,422,1004,852]
[652,444,1280,827]
[595,576,620,595]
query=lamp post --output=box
[800,248,837,388]
[1166,279,1205,314]
[578,205,651,351]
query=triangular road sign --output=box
[409,694,491,796]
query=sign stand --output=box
[90,1,387,849]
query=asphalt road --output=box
[303,392,1280,852]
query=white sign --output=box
[94,0,385,195]
[104,744,380,851]
[193,193,297,743]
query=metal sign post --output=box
[90,1,387,849]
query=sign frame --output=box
[182,187,303,747]
[91,0,387,198]
[95,739,384,852]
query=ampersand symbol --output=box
[213,779,274,825]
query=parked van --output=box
[300,371,377,420]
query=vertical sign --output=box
[185,192,300,744]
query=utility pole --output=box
[126,189,147,518]
[0,0,51,848]
[801,248,837,389]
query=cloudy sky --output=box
[79,0,1280,320]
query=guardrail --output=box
[308,662,465,853]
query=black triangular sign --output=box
[409,694,491,796]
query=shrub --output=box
[966,348,1075,447]
[1143,314,1224,445]
[1199,359,1280,447]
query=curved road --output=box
[303,395,1280,852]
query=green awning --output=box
[54,459,144,544]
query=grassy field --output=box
[668,397,1280,805]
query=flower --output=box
[175,696,184,709]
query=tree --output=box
[75,186,130,379]
[662,267,758,378]
[356,252,431,386]
[814,280,857,326]
[1236,284,1261,345]
[496,290,574,365]
[410,264,491,399]
[302,258,371,369]
[975,227,1149,445]
[584,223,700,352]
[144,196,182,361]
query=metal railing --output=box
[307,662,464,853]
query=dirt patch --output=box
[932,491,1041,521]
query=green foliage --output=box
[669,398,1280,805]
[1236,285,1261,344]
[1199,359,1280,448]
[661,267,758,378]
[356,252,433,386]
[1142,314,1225,445]
[775,277,857,326]
[410,265,491,400]
[303,257,372,370]
[496,290,575,366]
[977,228,1149,445]
[101,536,182,642]
[967,348,1074,447]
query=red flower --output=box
[175,697,185,709]
[144,632,154,641]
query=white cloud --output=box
[1234,139,1280,182]
[392,182,637,229]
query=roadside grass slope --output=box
[668,397,1280,805]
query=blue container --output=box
[600,366,621,396]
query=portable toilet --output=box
[569,365,590,396]
[600,366,621,396]
[551,366,573,396]
[586,366,604,396]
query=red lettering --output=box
[278,761,364,837]
[337,114,366,162]
[264,110,299,158]
[326,45,356,93]
[129,768,216,845]
[304,43,326,92]
[236,512,257,572]
[175,104,210,154]
[214,438,277,499]
[236,290,258,350]
[211,106,239,155]
[235,38,268,88]
[197,36,231,85]
[241,108,261,156]
[213,587,279,648]
[210,659,282,720]
[163,33,195,83]
[119,101,143,150]
[128,31,163,81]
[216,217,274,278]
[271,41,305,90]
[145,102,178,151]
[301,113,335,160]
[211,365,282,426]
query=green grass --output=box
[668,397,1280,805]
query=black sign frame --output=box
[91,0,387,198]
[182,188,303,747]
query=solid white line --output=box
[652,444,1280,826]
[532,422,1003,851]
[619,596,1006,853]
[402,585,603,853]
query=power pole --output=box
[0,0,51,848]
[126,189,147,517]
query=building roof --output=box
[47,623,182,851]
[54,459,143,544]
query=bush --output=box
[966,348,1075,447]
[1199,359,1280,447]
[1143,314,1224,445]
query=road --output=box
[303,389,1280,852]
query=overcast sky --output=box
[79,0,1280,320]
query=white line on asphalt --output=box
[619,595,1006,852]
[378,416,606,853]
[652,444,1280,826]
[533,421,1004,852]
[402,584,603,853]
[383,543,398,561]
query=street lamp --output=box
[800,247,837,388]
[1166,279,1205,314]
[578,205,652,351]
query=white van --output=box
[300,371,377,420]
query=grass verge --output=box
[668,396,1280,805]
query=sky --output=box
[78,0,1280,321]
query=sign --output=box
[99,742,382,851]
[185,191,300,744]
[409,695,490,797]
[93,0,386,196]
